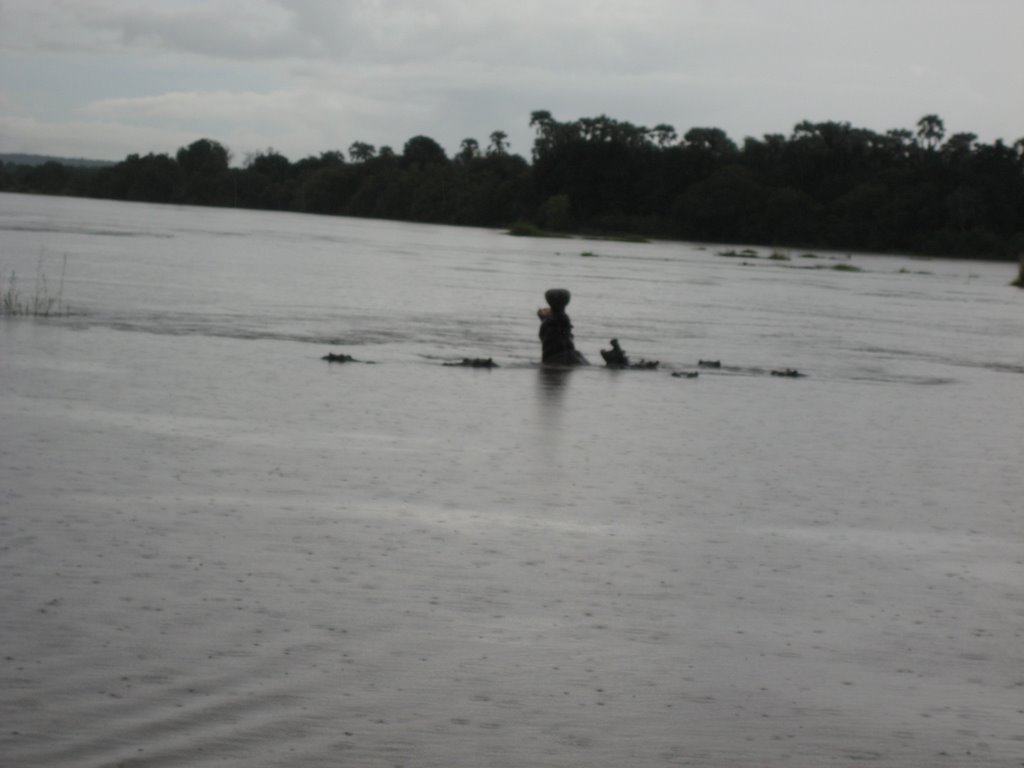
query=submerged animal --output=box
[600,338,659,369]
[600,338,630,367]
[538,288,588,366]
[444,358,498,368]
[322,352,374,364]
[322,352,356,363]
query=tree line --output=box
[2,112,1023,260]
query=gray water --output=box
[1,192,1022,767]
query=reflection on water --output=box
[535,365,572,402]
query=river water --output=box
[1,192,1022,767]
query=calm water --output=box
[1,192,1023,767]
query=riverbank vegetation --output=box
[3,112,1023,261]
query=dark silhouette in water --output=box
[444,358,498,368]
[771,368,804,377]
[537,288,588,366]
[698,360,721,368]
[600,338,659,370]
[600,338,629,367]
[322,352,374,364]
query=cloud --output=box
[2,0,1023,163]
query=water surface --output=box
[2,193,1023,767]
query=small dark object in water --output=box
[771,368,804,377]
[444,358,498,368]
[322,352,356,363]
[698,360,721,368]
[672,371,699,378]
[629,360,659,370]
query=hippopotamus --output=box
[443,358,498,368]
[537,288,588,366]
[600,338,629,367]
[322,352,357,363]
[321,352,374,364]
[600,338,659,370]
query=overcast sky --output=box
[2,0,1023,164]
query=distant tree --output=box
[488,131,509,156]
[539,193,572,231]
[1012,138,1024,163]
[175,139,231,204]
[942,132,977,159]
[402,135,448,166]
[23,161,70,194]
[348,141,376,162]
[176,139,230,177]
[292,150,345,177]
[457,138,480,163]
[8,109,1023,260]
[244,148,292,182]
[649,124,678,147]
[683,127,737,156]
[883,128,916,161]
[916,114,946,151]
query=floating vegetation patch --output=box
[769,252,790,261]
[580,251,599,258]
[717,248,760,258]
[506,221,570,238]
[799,253,820,259]
[831,263,862,272]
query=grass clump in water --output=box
[831,263,862,272]
[2,255,68,317]
[769,251,790,261]
[718,248,759,258]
